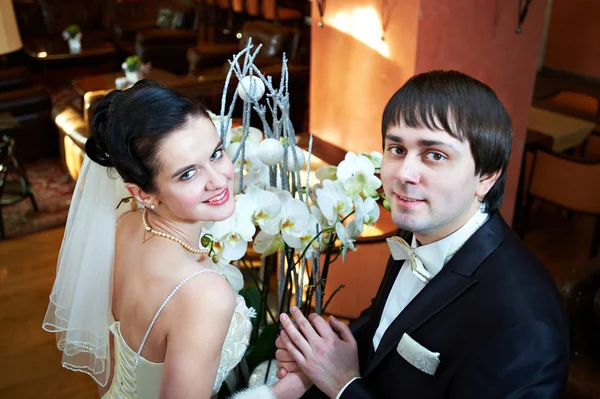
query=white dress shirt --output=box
[336,206,489,399]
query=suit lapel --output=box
[363,212,506,377]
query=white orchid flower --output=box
[295,214,322,257]
[226,141,264,174]
[234,163,270,193]
[278,192,311,249]
[247,186,282,235]
[315,165,338,182]
[229,126,264,144]
[336,152,382,197]
[315,180,353,226]
[358,151,383,170]
[354,195,381,233]
[209,195,256,261]
[211,258,244,293]
[335,222,356,263]
[253,231,284,257]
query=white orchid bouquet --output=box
[195,41,386,378]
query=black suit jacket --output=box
[304,211,569,399]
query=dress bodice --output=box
[102,270,254,399]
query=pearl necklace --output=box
[142,208,207,255]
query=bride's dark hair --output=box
[85,79,209,192]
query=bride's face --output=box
[151,115,235,223]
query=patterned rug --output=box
[2,158,75,239]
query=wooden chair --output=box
[584,131,600,158]
[521,148,600,258]
[561,256,600,398]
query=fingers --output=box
[290,307,321,343]
[278,360,300,373]
[279,329,307,366]
[276,367,287,379]
[308,313,336,339]
[280,312,313,356]
[275,334,286,349]
[328,315,355,343]
[275,348,295,363]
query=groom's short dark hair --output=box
[381,70,513,213]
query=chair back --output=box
[561,256,600,362]
[534,89,600,125]
[585,132,600,158]
[529,149,600,215]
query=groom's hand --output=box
[279,307,360,399]
[275,313,324,377]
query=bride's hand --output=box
[271,370,313,399]
[275,334,301,378]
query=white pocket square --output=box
[396,333,440,376]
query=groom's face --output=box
[380,122,489,245]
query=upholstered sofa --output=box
[187,20,300,76]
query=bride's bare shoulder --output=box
[163,265,237,326]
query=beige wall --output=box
[309,0,420,154]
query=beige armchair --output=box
[52,90,109,180]
[522,148,600,258]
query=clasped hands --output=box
[275,306,360,399]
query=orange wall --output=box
[543,0,600,79]
[309,0,421,154]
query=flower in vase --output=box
[62,24,81,40]
[121,55,143,72]
[337,152,382,197]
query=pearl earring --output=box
[150,204,156,210]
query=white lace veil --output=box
[42,155,129,386]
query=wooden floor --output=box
[0,205,598,398]
[0,227,98,399]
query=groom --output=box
[276,70,569,398]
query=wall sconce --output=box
[515,0,534,34]
[315,0,325,27]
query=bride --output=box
[42,80,309,398]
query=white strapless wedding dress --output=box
[101,269,271,399]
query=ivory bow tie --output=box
[386,236,433,283]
